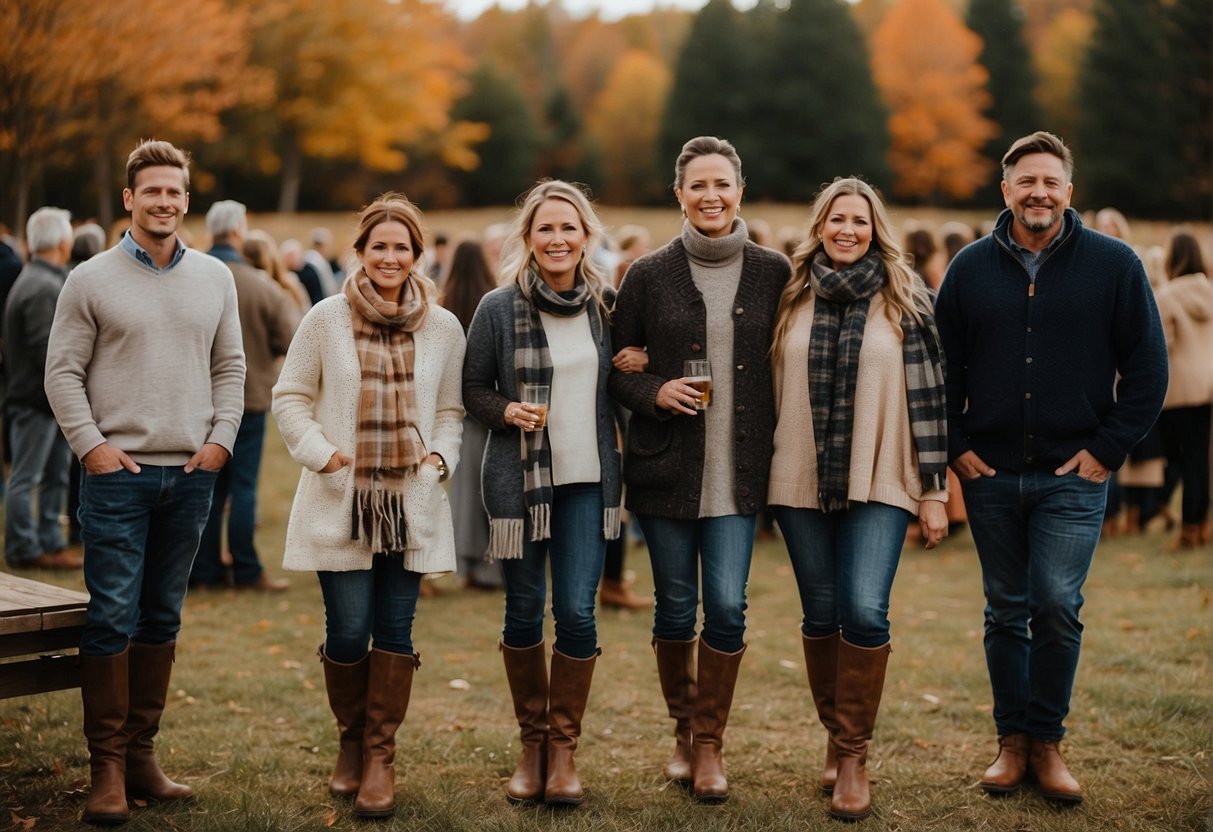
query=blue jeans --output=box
[772,502,911,648]
[501,483,605,659]
[193,411,266,586]
[79,464,219,656]
[961,469,1107,741]
[4,405,72,564]
[317,556,422,662]
[638,513,757,654]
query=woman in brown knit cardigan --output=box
[609,136,790,804]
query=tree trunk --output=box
[278,139,301,214]
[94,136,114,232]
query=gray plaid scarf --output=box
[344,270,428,554]
[808,250,948,511]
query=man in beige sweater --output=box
[44,140,246,825]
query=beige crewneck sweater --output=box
[768,293,947,514]
[539,308,601,485]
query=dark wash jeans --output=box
[317,555,422,663]
[961,468,1107,741]
[79,464,218,656]
[193,411,268,586]
[772,501,912,648]
[638,513,757,654]
[501,483,606,659]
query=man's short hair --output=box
[206,200,247,238]
[1001,131,1074,182]
[26,207,73,254]
[126,139,190,190]
[310,227,332,247]
[71,223,107,262]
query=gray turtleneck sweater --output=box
[682,220,747,517]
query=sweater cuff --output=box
[1087,436,1128,472]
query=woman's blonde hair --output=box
[772,177,932,366]
[497,180,611,320]
[352,192,438,302]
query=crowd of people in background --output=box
[0,129,1205,825]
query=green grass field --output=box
[1,420,1209,831]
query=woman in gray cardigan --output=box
[462,180,621,808]
[609,137,790,803]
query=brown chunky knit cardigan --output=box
[608,237,790,519]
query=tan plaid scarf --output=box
[343,270,429,554]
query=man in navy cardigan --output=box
[935,131,1166,806]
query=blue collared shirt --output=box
[1005,212,1072,282]
[120,230,187,273]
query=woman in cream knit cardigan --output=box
[272,194,464,819]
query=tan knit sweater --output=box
[1156,272,1213,409]
[768,293,947,514]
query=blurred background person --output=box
[3,207,80,570]
[308,226,340,295]
[282,238,326,307]
[940,221,977,265]
[427,231,451,284]
[1155,229,1212,549]
[245,229,311,313]
[903,226,944,291]
[438,238,502,591]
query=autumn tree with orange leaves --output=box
[588,50,671,204]
[870,0,998,203]
[0,0,266,229]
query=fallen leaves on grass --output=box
[10,810,37,830]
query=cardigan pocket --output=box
[624,416,679,489]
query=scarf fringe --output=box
[603,505,621,541]
[353,487,409,554]
[818,493,850,514]
[486,518,525,562]
[923,471,947,493]
[528,503,552,543]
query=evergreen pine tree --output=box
[966,0,1041,202]
[451,62,541,206]
[746,0,889,200]
[657,0,751,185]
[1077,0,1179,217]
[1164,0,1212,217]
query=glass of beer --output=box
[683,359,712,410]
[521,383,550,429]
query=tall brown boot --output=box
[600,579,652,609]
[501,640,548,803]
[320,646,369,798]
[652,637,697,784]
[124,641,192,803]
[544,648,598,806]
[690,641,745,803]
[354,648,419,819]
[1123,505,1142,534]
[829,638,890,821]
[80,647,131,825]
[802,632,840,794]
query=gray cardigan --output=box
[462,285,622,556]
[608,237,790,519]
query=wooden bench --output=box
[0,571,89,699]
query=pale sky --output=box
[442,0,756,22]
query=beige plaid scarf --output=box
[344,270,428,554]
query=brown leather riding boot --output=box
[829,639,890,822]
[802,632,840,794]
[354,649,419,819]
[652,637,696,784]
[690,641,745,803]
[320,646,369,798]
[979,733,1029,794]
[600,579,652,609]
[1029,739,1082,804]
[81,647,131,825]
[501,641,548,803]
[544,648,598,806]
[123,642,192,803]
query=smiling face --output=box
[122,165,189,246]
[675,153,742,238]
[1001,151,1072,243]
[527,197,586,290]
[821,193,873,267]
[357,220,415,303]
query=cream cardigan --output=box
[272,295,466,574]
[768,293,947,514]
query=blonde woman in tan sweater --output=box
[768,178,948,822]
